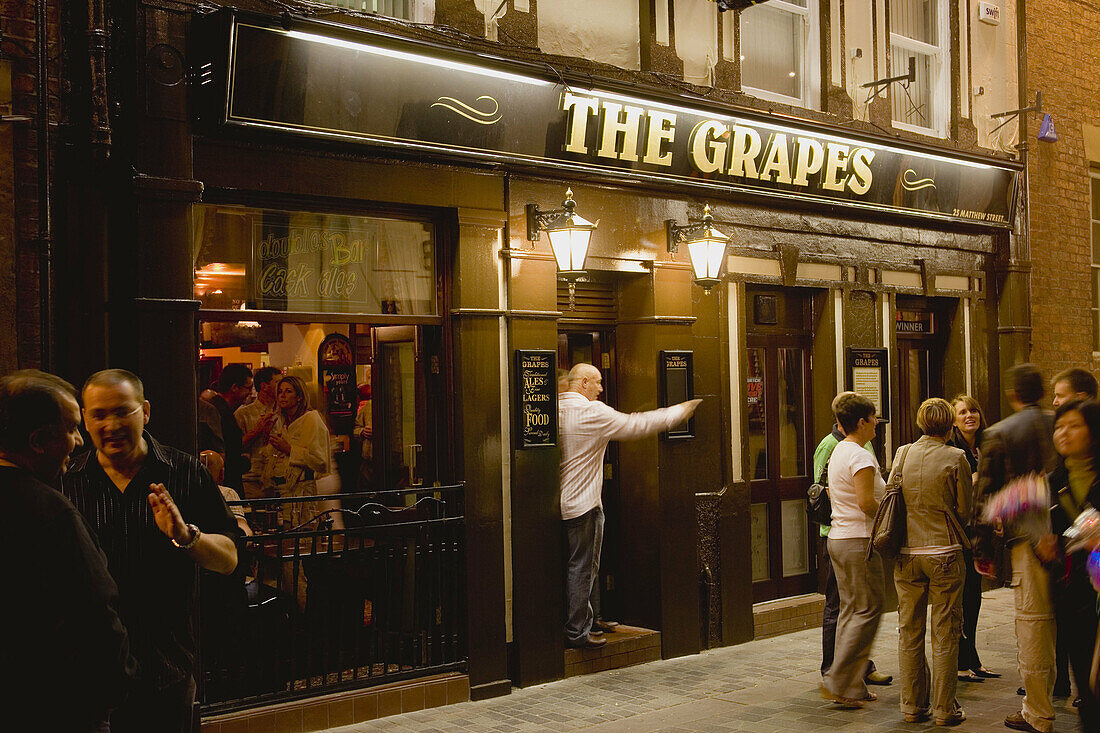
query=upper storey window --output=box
[889,0,949,136]
[313,0,433,21]
[737,0,819,109]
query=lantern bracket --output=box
[526,189,582,242]
[665,206,720,253]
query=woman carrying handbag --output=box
[887,398,973,727]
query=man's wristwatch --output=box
[171,523,202,550]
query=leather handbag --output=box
[868,444,912,560]
[806,464,832,526]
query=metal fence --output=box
[198,485,466,714]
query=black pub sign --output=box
[659,350,695,440]
[515,350,557,449]
[192,10,1018,229]
[846,347,890,423]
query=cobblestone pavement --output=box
[326,588,1082,732]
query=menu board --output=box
[846,347,890,423]
[660,350,695,440]
[515,350,557,449]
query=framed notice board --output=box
[659,350,695,439]
[514,350,557,448]
[846,347,890,423]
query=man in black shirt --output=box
[207,363,253,491]
[0,370,135,731]
[64,368,239,733]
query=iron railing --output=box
[198,485,466,714]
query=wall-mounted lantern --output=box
[526,188,597,309]
[665,204,730,293]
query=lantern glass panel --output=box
[548,227,591,271]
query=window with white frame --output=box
[1091,173,1100,351]
[313,0,433,22]
[889,0,949,136]
[738,0,819,109]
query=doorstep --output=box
[564,626,661,678]
[200,672,469,733]
[752,593,825,640]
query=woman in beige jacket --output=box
[889,398,973,726]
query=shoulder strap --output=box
[890,444,913,488]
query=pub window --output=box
[889,0,949,137]
[193,204,436,316]
[738,0,820,109]
[308,0,433,21]
[1091,173,1100,351]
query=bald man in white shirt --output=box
[559,363,701,648]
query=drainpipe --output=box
[35,0,51,369]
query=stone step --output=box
[752,593,826,639]
[564,625,661,677]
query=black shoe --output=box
[1017,687,1025,696]
[865,670,893,685]
[1073,696,1081,708]
[971,667,1001,678]
[593,619,620,633]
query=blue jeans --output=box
[563,506,604,647]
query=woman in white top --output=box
[822,392,885,709]
[890,398,972,726]
[263,375,330,529]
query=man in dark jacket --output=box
[0,370,135,731]
[973,364,1058,733]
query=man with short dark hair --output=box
[973,363,1058,733]
[236,365,280,498]
[209,364,253,491]
[0,370,135,731]
[64,369,240,733]
[1051,367,1098,409]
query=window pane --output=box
[1092,222,1100,263]
[1093,178,1100,221]
[890,48,932,129]
[778,348,806,477]
[747,348,768,480]
[890,0,936,43]
[194,205,437,315]
[781,498,809,577]
[741,5,802,99]
[751,503,770,582]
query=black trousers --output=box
[957,550,983,671]
[1055,588,1099,731]
[108,676,196,733]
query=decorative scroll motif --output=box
[902,169,937,192]
[430,95,502,124]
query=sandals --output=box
[820,684,875,709]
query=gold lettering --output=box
[847,148,875,195]
[597,101,645,162]
[562,92,600,154]
[759,133,792,184]
[728,125,762,179]
[689,120,729,173]
[792,137,824,186]
[642,110,677,166]
[822,143,850,191]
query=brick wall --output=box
[1027,0,1100,380]
[0,0,62,371]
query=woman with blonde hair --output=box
[947,394,1000,681]
[891,397,973,726]
[263,375,330,528]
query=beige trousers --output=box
[894,551,965,721]
[1012,541,1056,732]
[824,537,884,700]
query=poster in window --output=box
[846,347,890,423]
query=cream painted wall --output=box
[674,0,718,85]
[841,0,877,123]
[537,0,641,70]
[971,1,1020,151]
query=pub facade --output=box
[46,0,1028,728]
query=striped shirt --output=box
[559,392,692,520]
[63,432,239,689]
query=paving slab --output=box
[325,588,1081,732]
